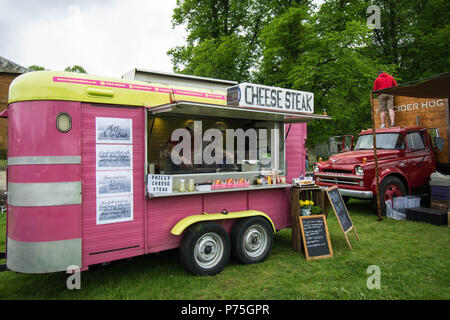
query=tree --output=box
[64,65,87,73]
[256,1,392,146]
[168,0,449,147]
[168,0,313,82]
[27,65,45,71]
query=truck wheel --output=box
[179,222,230,276]
[376,176,406,215]
[231,217,273,264]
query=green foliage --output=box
[168,0,450,147]
[27,65,45,71]
[64,65,87,73]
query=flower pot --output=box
[301,208,311,216]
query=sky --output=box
[0,0,187,78]
[0,0,325,79]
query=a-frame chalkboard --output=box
[326,186,359,250]
[299,214,333,260]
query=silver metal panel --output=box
[339,188,373,199]
[124,68,237,91]
[8,182,82,206]
[150,183,292,198]
[6,237,81,273]
[8,156,81,166]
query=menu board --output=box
[327,186,353,232]
[299,214,333,260]
[95,117,133,225]
[326,186,359,250]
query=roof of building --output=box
[373,71,450,98]
[0,56,28,74]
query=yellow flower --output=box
[299,200,304,206]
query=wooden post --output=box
[370,92,383,221]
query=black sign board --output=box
[326,186,359,250]
[299,214,333,260]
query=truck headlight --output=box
[313,164,319,173]
[355,166,364,175]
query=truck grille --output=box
[319,178,359,185]
[322,169,353,174]
[315,172,362,186]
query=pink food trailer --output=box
[1,70,329,275]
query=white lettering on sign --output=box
[227,83,314,114]
[375,99,445,115]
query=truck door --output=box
[80,103,146,267]
[405,131,433,189]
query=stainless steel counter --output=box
[148,183,292,198]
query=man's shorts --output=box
[378,94,394,112]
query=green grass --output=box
[0,199,449,300]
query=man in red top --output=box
[374,71,397,127]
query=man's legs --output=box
[389,109,395,126]
[380,111,386,127]
[378,94,388,127]
[387,95,395,126]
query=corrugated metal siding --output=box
[81,104,145,267]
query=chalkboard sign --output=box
[326,186,359,250]
[327,186,353,232]
[299,214,333,260]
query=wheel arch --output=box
[171,210,276,236]
[371,171,410,195]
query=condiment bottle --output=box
[179,179,186,192]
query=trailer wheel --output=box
[179,222,230,276]
[231,217,273,265]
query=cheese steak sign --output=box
[227,83,314,114]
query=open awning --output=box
[373,71,450,98]
[148,101,331,123]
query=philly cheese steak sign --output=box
[227,83,314,114]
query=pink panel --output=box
[248,188,288,230]
[80,104,146,267]
[204,192,247,214]
[8,101,81,157]
[7,205,81,242]
[6,100,82,247]
[285,123,307,183]
[147,195,203,252]
[8,164,81,183]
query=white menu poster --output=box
[95,117,133,225]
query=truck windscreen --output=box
[355,133,405,150]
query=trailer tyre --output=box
[231,217,273,265]
[179,222,230,276]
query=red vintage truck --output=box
[313,84,449,214]
[313,126,437,214]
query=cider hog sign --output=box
[227,82,314,114]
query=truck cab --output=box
[313,126,436,214]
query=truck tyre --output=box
[375,176,406,215]
[179,222,230,276]
[231,217,273,264]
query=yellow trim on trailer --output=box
[8,71,227,107]
[170,210,276,235]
